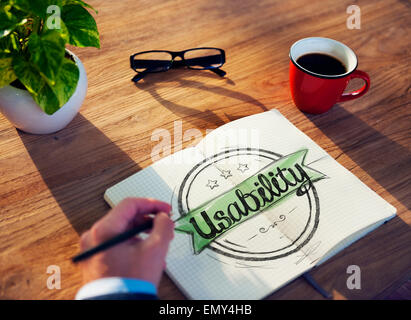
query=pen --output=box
[72,220,154,263]
[302,272,333,299]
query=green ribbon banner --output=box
[175,149,326,254]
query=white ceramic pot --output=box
[0,50,87,134]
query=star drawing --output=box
[237,163,249,173]
[206,179,219,190]
[220,170,232,179]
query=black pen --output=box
[72,220,153,263]
[302,272,333,299]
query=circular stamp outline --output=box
[177,148,320,261]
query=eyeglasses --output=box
[130,47,226,82]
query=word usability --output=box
[175,149,325,253]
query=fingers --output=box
[80,230,91,250]
[92,198,172,242]
[146,212,174,247]
[142,212,174,285]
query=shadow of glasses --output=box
[133,68,270,129]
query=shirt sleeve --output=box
[75,277,157,300]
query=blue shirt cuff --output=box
[75,277,157,300]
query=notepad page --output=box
[105,145,315,299]
[197,110,396,267]
[104,109,396,299]
[105,147,201,207]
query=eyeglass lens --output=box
[132,49,223,73]
[133,51,173,72]
[183,49,223,69]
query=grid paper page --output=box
[104,110,396,299]
[197,110,396,266]
[105,146,314,299]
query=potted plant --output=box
[0,0,100,134]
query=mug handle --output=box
[338,70,370,102]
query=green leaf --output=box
[28,30,65,85]
[42,18,70,44]
[34,81,61,115]
[50,58,79,106]
[0,56,16,87]
[62,0,98,13]
[12,54,44,94]
[14,0,63,18]
[62,4,100,48]
[0,35,13,53]
[12,55,60,114]
[0,10,28,38]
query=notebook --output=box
[104,110,396,299]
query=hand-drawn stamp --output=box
[176,148,325,262]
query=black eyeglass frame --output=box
[130,47,226,82]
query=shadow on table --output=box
[265,105,411,300]
[267,213,411,300]
[18,114,142,235]
[305,105,411,211]
[134,69,269,129]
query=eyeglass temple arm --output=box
[132,70,149,83]
[210,68,226,77]
[182,56,226,77]
[173,58,226,77]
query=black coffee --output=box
[296,53,347,76]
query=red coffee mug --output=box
[289,37,370,114]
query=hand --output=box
[78,198,174,287]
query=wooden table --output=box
[0,0,410,300]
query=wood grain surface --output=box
[0,0,410,300]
